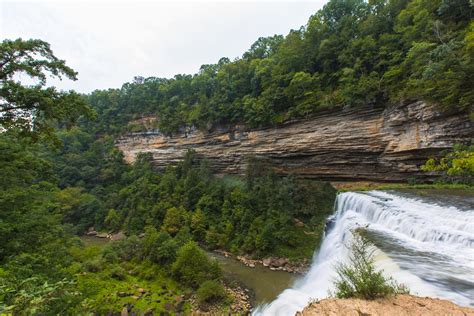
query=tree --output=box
[162,207,186,235]
[104,209,121,232]
[0,38,93,139]
[172,241,221,288]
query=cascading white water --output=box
[256,190,474,316]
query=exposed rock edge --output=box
[297,294,474,316]
[117,102,472,182]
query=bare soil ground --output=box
[298,295,474,316]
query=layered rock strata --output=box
[117,101,472,182]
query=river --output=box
[208,253,297,306]
[256,189,474,315]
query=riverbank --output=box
[298,295,474,316]
[213,250,309,274]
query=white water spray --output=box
[256,191,474,315]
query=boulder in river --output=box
[110,231,125,241]
[96,232,109,238]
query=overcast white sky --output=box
[1,0,327,93]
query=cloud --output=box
[1,0,327,92]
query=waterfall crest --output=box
[256,191,474,315]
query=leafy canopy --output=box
[0,38,93,140]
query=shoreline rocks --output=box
[190,283,252,315]
[84,229,125,241]
[216,250,310,274]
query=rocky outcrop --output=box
[116,102,472,182]
[298,295,474,316]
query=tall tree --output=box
[0,38,93,139]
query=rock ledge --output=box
[298,295,474,316]
[117,102,472,182]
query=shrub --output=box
[196,280,227,305]
[172,241,221,288]
[109,266,126,280]
[333,233,408,300]
[101,236,142,263]
[422,144,473,184]
[141,227,178,265]
[83,258,102,273]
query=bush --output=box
[101,236,142,263]
[83,258,102,273]
[141,227,178,265]
[196,280,227,305]
[422,144,473,184]
[109,266,126,280]
[333,233,408,300]
[172,241,221,288]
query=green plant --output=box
[196,280,227,305]
[172,241,221,288]
[83,258,102,273]
[422,144,474,184]
[0,276,80,315]
[333,233,408,300]
[109,266,126,281]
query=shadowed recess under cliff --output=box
[117,102,473,183]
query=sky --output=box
[1,0,327,93]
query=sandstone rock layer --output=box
[117,102,472,182]
[297,295,474,316]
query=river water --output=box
[256,190,474,315]
[208,253,297,306]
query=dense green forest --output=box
[0,127,335,312]
[1,0,473,313]
[88,0,473,135]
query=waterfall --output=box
[256,191,474,315]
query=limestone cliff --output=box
[116,101,472,182]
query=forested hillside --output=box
[0,0,473,313]
[88,0,473,135]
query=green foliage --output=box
[196,280,227,305]
[104,209,121,232]
[333,233,409,300]
[101,236,142,263]
[0,38,94,140]
[422,144,474,183]
[0,276,80,315]
[172,241,221,288]
[141,226,178,264]
[83,258,102,273]
[109,266,126,281]
[162,206,186,235]
[56,187,105,233]
[86,0,473,135]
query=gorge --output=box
[117,101,472,183]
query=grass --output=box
[336,182,473,192]
[75,265,190,314]
[72,237,191,314]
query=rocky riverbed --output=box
[214,250,309,274]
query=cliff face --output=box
[116,101,472,182]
